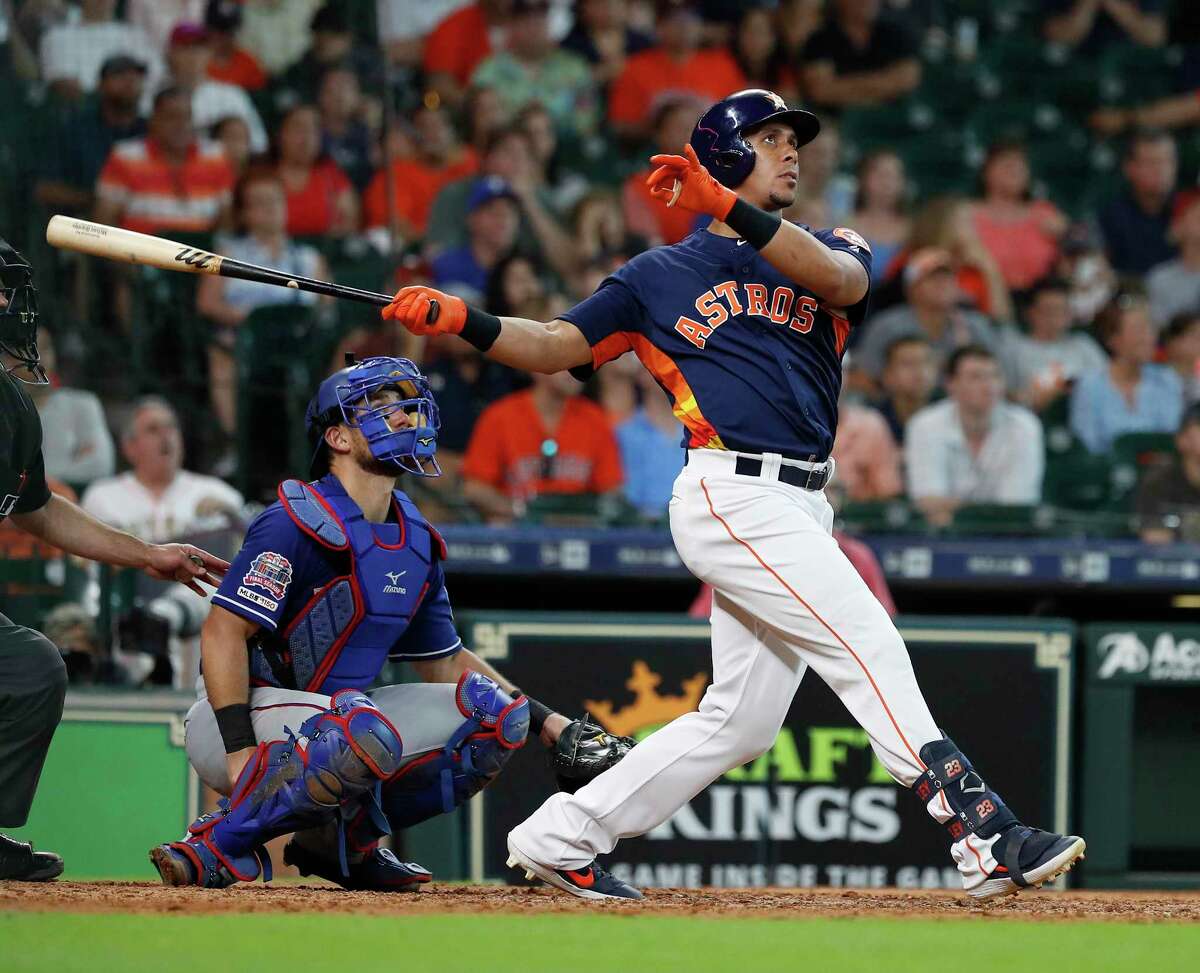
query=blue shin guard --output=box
[381,671,528,830]
[151,690,403,888]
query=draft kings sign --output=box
[465,614,1070,890]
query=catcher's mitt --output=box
[551,717,636,793]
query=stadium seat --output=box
[947,503,1043,536]
[1042,445,1113,511]
[837,499,927,534]
[1109,432,1177,507]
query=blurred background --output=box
[2,0,1199,890]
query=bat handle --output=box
[426,299,440,325]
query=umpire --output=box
[0,239,228,881]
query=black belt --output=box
[733,454,831,491]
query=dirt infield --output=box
[2,882,1198,923]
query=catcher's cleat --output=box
[969,828,1086,901]
[506,835,642,901]
[0,834,64,881]
[283,840,431,892]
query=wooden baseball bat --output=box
[45,216,441,320]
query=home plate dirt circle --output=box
[2,883,1198,922]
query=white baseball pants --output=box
[509,449,946,870]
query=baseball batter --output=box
[382,90,1086,901]
[149,356,633,890]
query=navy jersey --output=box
[562,225,872,461]
[212,477,463,693]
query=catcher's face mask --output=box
[306,356,442,478]
[0,239,45,385]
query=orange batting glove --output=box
[381,285,467,336]
[646,143,737,221]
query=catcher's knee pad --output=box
[381,672,528,830]
[911,735,1018,843]
[169,690,403,886]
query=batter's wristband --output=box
[524,696,553,736]
[725,198,782,251]
[460,305,502,352]
[214,703,256,754]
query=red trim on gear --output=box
[201,833,260,883]
[429,523,448,561]
[171,841,205,879]
[495,697,529,750]
[385,748,441,782]
[372,495,408,551]
[700,477,926,771]
[302,577,366,692]
[276,481,350,551]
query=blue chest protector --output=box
[250,477,448,693]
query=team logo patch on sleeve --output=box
[832,227,871,252]
[242,551,293,600]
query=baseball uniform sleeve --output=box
[560,277,647,371]
[810,226,874,329]
[389,562,463,661]
[13,448,51,515]
[211,506,312,632]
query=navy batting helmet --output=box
[689,89,821,189]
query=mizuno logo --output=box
[418,436,434,446]
[383,570,407,595]
[385,571,406,584]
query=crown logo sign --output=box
[585,661,708,738]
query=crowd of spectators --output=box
[3,0,1200,546]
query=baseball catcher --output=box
[148,355,634,891]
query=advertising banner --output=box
[1084,624,1200,684]
[462,613,1074,890]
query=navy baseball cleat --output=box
[506,835,642,901]
[283,840,431,892]
[0,834,63,881]
[970,827,1086,900]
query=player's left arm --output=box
[411,648,571,746]
[644,144,870,308]
[758,222,870,309]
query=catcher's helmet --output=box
[0,238,45,384]
[305,356,441,478]
[689,89,821,189]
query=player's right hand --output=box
[646,143,737,221]
[382,285,467,336]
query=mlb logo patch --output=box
[243,551,293,600]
